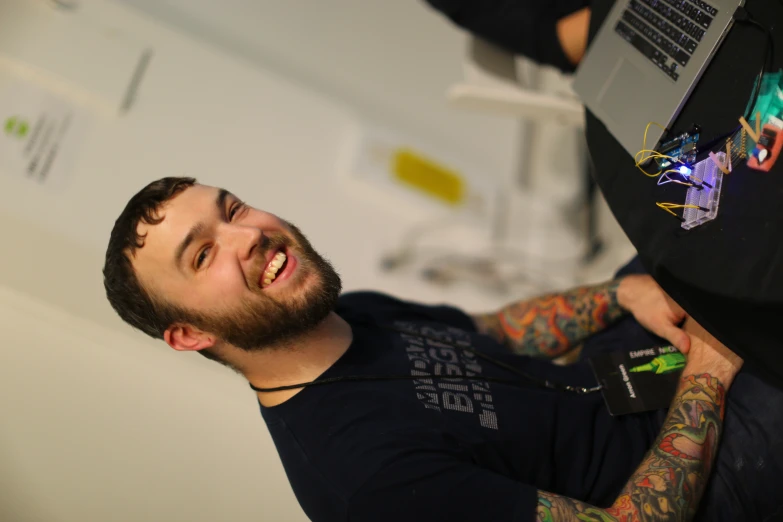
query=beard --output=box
[183,221,342,351]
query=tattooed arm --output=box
[471,280,624,359]
[472,274,690,359]
[535,318,743,522]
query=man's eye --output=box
[229,202,244,221]
[196,247,211,269]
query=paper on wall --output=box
[0,79,90,190]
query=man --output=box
[104,177,782,521]
[423,1,592,73]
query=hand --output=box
[682,317,743,385]
[556,7,590,65]
[617,275,690,352]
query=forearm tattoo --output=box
[477,280,625,359]
[536,373,727,521]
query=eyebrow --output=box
[173,188,231,269]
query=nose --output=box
[225,223,264,261]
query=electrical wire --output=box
[736,17,774,73]
[635,122,678,177]
[657,171,694,187]
[656,168,707,187]
[655,202,705,219]
[698,125,750,171]
[695,126,739,157]
[737,8,774,113]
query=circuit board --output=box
[656,131,700,169]
[681,152,724,230]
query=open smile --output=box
[259,248,296,289]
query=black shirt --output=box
[260,292,662,521]
[423,0,591,73]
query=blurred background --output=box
[0,0,635,520]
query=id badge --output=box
[589,346,685,416]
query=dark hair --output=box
[103,177,196,341]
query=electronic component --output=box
[681,152,725,230]
[748,120,783,172]
[657,127,700,169]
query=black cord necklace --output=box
[249,319,602,395]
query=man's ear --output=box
[164,324,216,352]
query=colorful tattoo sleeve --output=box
[535,372,727,521]
[473,280,625,359]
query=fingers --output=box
[677,333,691,354]
[660,323,691,353]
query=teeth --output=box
[261,252,287,288]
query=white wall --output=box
[114,0,522,182]
[0,285,300,522]
[0,0,532,326]
[0,1,541,521]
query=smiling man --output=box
[104,177,783,521]
[105,178,347,393]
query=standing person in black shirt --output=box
[423,0,592,73]
[103,177,783,521]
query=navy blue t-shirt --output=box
[260,292,663,521]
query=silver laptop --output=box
[573,0,745,158]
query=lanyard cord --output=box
[249,319,603,395]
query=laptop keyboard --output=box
[614,0,718,81]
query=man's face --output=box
[132,184,341,350]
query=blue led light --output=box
[679,165,692,176]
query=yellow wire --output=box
[656,202,702,217]
[643,121,666,154]
[635,122,677,178]
[657,202,701,210]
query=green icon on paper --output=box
[4,116,29,139]
[629,353,686,375]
